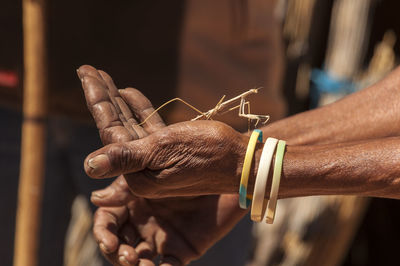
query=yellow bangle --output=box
[239,129,263,209]
[265,140,286,224]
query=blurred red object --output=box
[0,70,18,88]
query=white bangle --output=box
[250,137,278,222]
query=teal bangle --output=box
[239,129,263,209]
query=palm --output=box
[78,65,246,265]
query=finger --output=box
[100,250,135,266]
[84,140,148,179]
[98,70,122,102]
[93,206,128,254]
[78,65,115,123]
[77,64,104,82]
[91,175,136,206]
[78,65,133,144]
[84,75,133,143]
[97,70,131,121]
[135,241,156,260]
[119,88,165,133]
[95,209,141,266]
[98,70,148,139]
[117,243,139,266]
[138,259,156,266]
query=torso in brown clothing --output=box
[1,0,285,128]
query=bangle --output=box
[239,129,263,209]
[265,140,286,224]
[251,137,278,222]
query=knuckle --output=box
[109,144,133,172]
[120,145,133,171]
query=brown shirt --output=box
[173,0,286,130]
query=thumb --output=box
[84,139,148,178]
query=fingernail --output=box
[76,69,82,79]
[99,242,110,254]
[88,154,110,177]
[119,255,131,266]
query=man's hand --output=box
[92,177,245,266]
[84,120,247,198]
[78,65,248,265]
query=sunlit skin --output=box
[78,65,247,266]
[79,65,400,265]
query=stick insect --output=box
[139,88,270,128]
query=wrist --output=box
[233,131,265,197]
[278,145,344,199]
[245,142,264,196]
[245,143,305,200]
[236,133,314,200]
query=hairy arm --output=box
[261,66,400,145]
[243,66,400,199]
[268,137,400,199]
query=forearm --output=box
[261,66,400,145]
[244,137,400,200]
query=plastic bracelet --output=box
[265,140,286,224]
[251,137,278,222]
[239,129,263,209]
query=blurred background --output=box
[1,0,400,265]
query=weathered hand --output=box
[84,120,247,198]
[92,178,245,266]
[79,64,247,198]
[78,65,248,265]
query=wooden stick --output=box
[14,0,48,265]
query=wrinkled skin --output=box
[78,65,248,266]
[85,120,248,198]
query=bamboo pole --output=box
[14,0,48,265]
